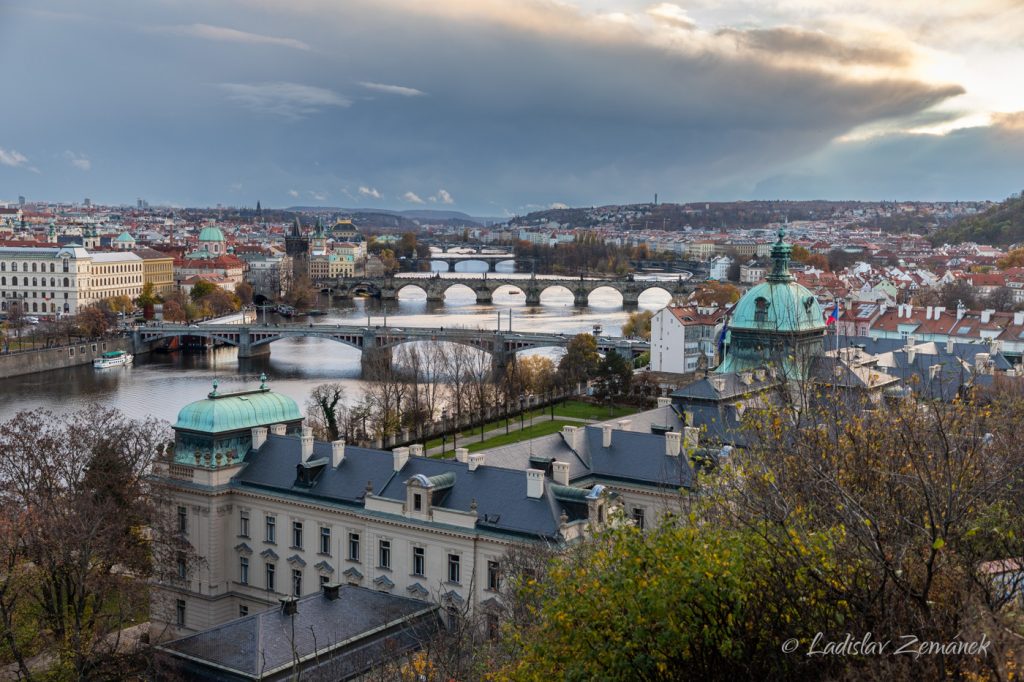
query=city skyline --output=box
[1,0,1023,213]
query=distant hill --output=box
[284,206,499,226]
[931,194,1024,246]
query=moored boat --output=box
[94,350,134,368]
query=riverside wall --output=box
[0,337,146,380]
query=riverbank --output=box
[0,337,143,380]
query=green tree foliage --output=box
[234,281,254,306]
[135,281,159,308]
[188,280,216,302]
[594,351,633,403]
[622,310,652,340]
[932,193,1024,246]
[557,334,599,387]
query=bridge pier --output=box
[475,287,493,304]
[573,290,589,307]
[621,291,640,307]
[491,349,513,378]
[238,330,271,358]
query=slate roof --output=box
[157,585,439,680]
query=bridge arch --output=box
[636,285,674,304]
[440,282,477,300]
[537,284,574,304]
[393,282,429,299]
[587,285,625,307]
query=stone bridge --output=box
[133,323,650,376]
[319,274,694,306]
[423,252,517,272]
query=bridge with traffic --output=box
[133,323,650,376]
[318,273,695,307]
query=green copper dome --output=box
[198,226,226,242]
[114,231,135,243]
[728,229,825,334]
[174,384,302,434]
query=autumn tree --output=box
[505,354,557,397]
[135,281,159,308]
[305,383,348,441]
[997,247,1024,269]
[556,333,599,388]
[234,281,254,306]
[188,280,216,302]
[621,310,653,339]
[693,281,741,307]
[75,306,111,338]
[0,410,188,679]
[593,350,633,404]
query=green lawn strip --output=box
[455,401,640,437]
[430,420,578,459]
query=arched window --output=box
[50,263,54,272]
[11,263,17,272]
[31,263,37,272]
[63,259,69,273]
[32,278,37,287]
[0,262,5,271]
[754,297,769,324]
[11,277,17,286]
[63,277,69,287]
[49,277,54,287]
[32,303,38,312]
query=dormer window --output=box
[754,297,769,324]
[413,493,422,512]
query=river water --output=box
[0,262,676,424]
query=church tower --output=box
[286,217,310,284]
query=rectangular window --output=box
[348,533,360,562]
[266,563,276,592]
[320,574,330,587]
[319,526,331,555]
[379,539,391,569]
[487,560,500,591]
[177,506,187,534]
[413,547,425,576]
[292,521,303,549]
[239,557,249,585]
[239,510,250,538]
[175,599,186,627]
[265,515,276,544]
[632,507,646,530]
[292,569,302,597]
[239,605,249,618]
[448,554,460,584]
[176,552,187,579]
[413,493,422,512]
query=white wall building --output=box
[650,304,728,374]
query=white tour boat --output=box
[93,350,134,368]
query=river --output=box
[0,262,676,424]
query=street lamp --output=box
[547,389,554,420]
[519,394,526,431]
[441,409,448,455]
[504,395,510,435]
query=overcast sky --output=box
[1,0,1023,214]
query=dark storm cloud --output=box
[0,0,975,211]
[751,116,1024,200]
[716,27,913,66]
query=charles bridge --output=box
[317,273,694,307]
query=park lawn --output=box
[457,401,640,437]
[433,420,579,458]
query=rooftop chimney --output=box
[270,423,287,435]
[552,460,570,486]
[331,440,345,467]
[602,424,613,448]
[455,447,469,464]
[946,337,954,354]
[252,427,268,450]
[907,349,916,365]
[665,431,682,457]
[981,309,994,324]
[300,428,314,460]
[957,303,966,321]
[280,597,298,616]
[561,425,583,450]
[392,446,409,472]
[322,582,342,601]
[1015,311,1024,326]
[656,396,672,408]
[468,453,484,471]
[526,468,545,499]
[934,306,945,319]
[617,419,633,432]
[409,444,424,457]
[926,306,933,320]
